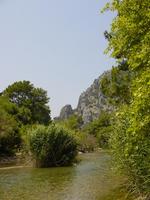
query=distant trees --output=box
[83,111,112,148]
[56,114,98,152]
[3,81,51,125]
[58,114,83,131]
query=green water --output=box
[0,152,119,200]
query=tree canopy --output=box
[104,0,150,70]
[3,81,51,125]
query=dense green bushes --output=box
[111,70,150,194]
[56,114,83,131]
[0,109,21,156]
[56,114,98,152]
[29,125,78,167]
[104,0,150,197]
[76,133,98,152]
[83,112,113,148]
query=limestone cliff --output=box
[59,104,74,120]
[57,71,113,124]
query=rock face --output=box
[57,71,113,124]
[76,71,113,124]
[59,104,74,120]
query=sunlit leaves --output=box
[104,0,150,195]
[105,0,150,70]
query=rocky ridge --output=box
[56,71,113,124]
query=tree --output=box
[104,0,150,69]
[100,66,132,105]
[0,96,18,116]
[104,0,150,196]
[0,109,21,156]
[3,81,51,125]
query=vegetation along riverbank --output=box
[0,0,149,199]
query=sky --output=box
[0,0,115,117]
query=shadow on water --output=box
[0,152,121,200]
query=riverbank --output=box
[102,186,135,200]
[0,155,21,167]
[0,148,107,168]
[0,153,33,168]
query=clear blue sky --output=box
[0,0,115,117]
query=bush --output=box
[56,114,83,131]
[29,124,78,167]
[0,110,21,156]
[111,73,150,194]
[76,132,98,152]
[83,111,113,148]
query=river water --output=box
[0,152,119,200]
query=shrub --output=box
[56,114,83,131]
[111,72,150,194]
[29,124,78,167]
[83,111,113,148]
[76,132,98,152]
[0,110,21,156]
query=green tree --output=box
[104,0,150,196]
[103,0,150,69]
[0,96,18,116]
[3,81,51,125]
[100,66,132,105]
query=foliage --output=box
[29,124,78,167]
[56,114,83,131]
[104,0,150,197]
[76,132,98,152]
[111,70,150,194]
[55,115,97,152]
[0,81,52,157]
[0,96,18,116]
[100,66,132,105]
[103,0,150,70]
[83,111,113,148]
[0,109,21,156]
[3,81,51,125]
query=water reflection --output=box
[0,152,118,200]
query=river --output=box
[0,152,120,200]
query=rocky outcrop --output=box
[59,104,74,120]
[76,71,113,124]
[57,71,113,124]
